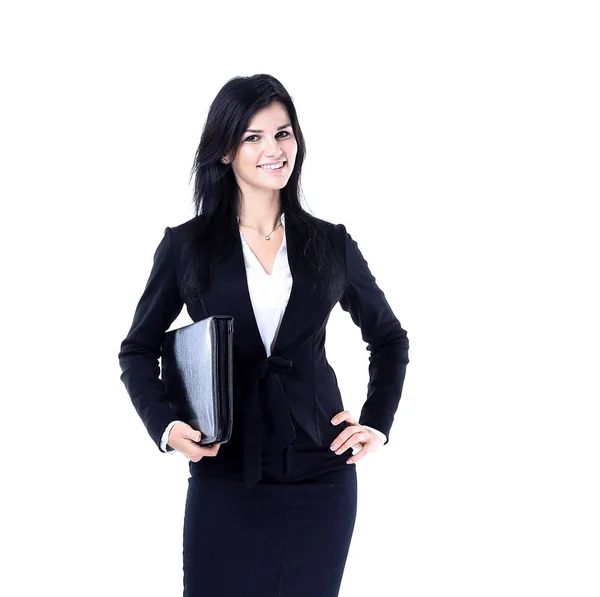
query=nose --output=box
[265,138,284,157]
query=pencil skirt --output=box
[182,427,358,597]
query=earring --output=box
[221,157,228,164]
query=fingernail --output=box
[331,418,338,424]
[330,443,338,450]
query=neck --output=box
[237,192,282,231]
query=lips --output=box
[258,160,286,169]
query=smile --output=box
[258,161,286,171]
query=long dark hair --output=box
[181,73,339,302]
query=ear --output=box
[222,150,236,164]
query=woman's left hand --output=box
[330,410,383,464]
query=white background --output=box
[1,1,598,596]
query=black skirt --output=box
[182,425,358,597]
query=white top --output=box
[238,212,292,358]
[160,212,387,452]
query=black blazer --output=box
[118,213,409,489]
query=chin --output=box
[258,179,289,190]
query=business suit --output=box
[118,211,409,596]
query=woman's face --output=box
[228,101,298,195]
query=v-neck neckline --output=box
[239,228,286,277]
[232,212,299,358]
[237,213,286,277]
[199,212,316,360]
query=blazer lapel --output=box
[201,214,315,359]
[269,216,313,356]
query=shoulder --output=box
[167,214,205,241]
[157,215,212,256]
[301,214,352,267]
[303,212,348,241]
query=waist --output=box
[290,423,313,443]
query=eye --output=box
[243,130,293,142]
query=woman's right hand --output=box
[167,422,221,462]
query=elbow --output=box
[367,328,409,365]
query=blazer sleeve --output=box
[118,227,185,451]
[338,224,409,445]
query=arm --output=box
[118,227,185,451]
[338,225,410,445]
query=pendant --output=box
[265,235,270,240]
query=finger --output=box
[331,411,358,427]
[186,443,220,462]
[346,444,371,464]
[186,428,202,442]
[177,438,219,456]
[188,440,220,454]
[339,433,368,455]
[330,410,347,425]
[350,441,366,455]
[205,442,221,454]
[330,426,361,450]
[331,429,368,454]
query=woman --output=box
[118,73,409,597]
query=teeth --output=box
[259,161,284,170]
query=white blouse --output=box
[238,212,292,358]
[160,212,387,452]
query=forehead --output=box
[246,101,290,128]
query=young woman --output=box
[118,73,410,597]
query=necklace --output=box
[237,215,282,241]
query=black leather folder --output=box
[161,315,234,446]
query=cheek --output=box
[235,148,259,173]
[287,144,298,164]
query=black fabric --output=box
[118,212,409,491]
[183,432,358,597]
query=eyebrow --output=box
[244,123,292,133]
